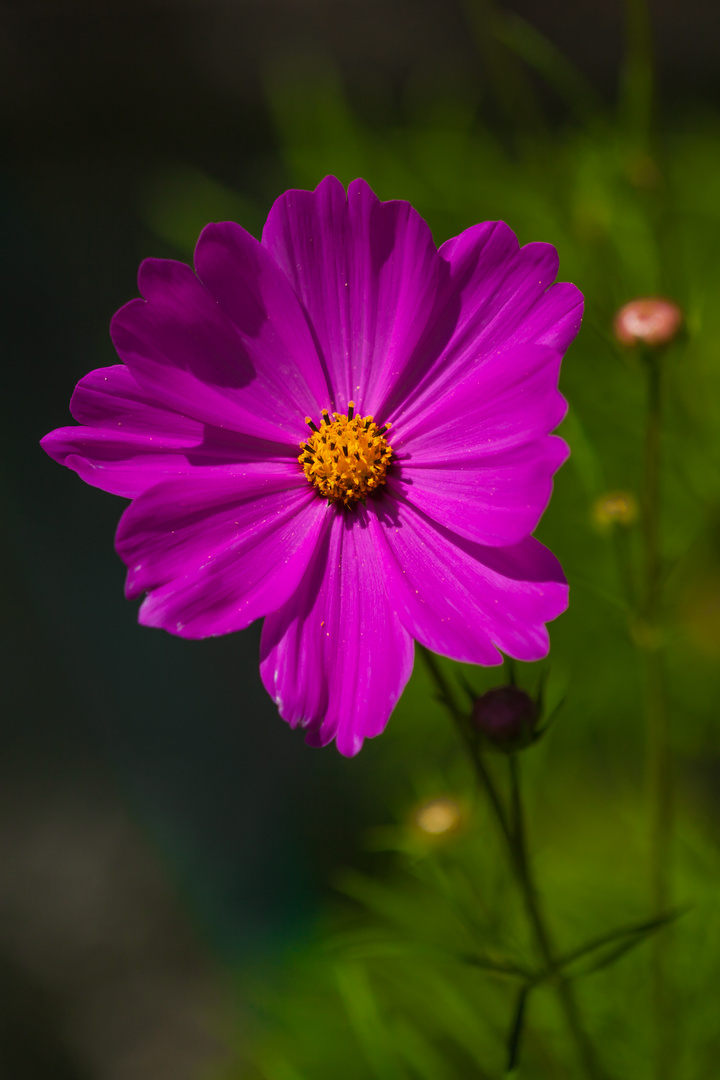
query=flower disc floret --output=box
[299,402,392,506]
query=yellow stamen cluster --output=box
[299,402,392,506]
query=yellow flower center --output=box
[298,401,393,506]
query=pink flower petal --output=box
[111,254,319,442]
[41,364,296,498]
[262,176,441,415]
[382,221,582,424]
[396,344,566,454]
[439,222,582,354]
[194,221,331,421]
[390,344,569,545]
[115,465,324,638]
[374,492,568,665]
[390,438,569,547]
[260,506,414,756]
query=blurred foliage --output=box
[140,165,266,255]
[131,5,720,1077]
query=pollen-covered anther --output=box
[299,401,393,506]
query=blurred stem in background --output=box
[464,0,604,126]
[619,1,676,1075]
[639,343,676,1080]
[418,646,609,1080]
[462,0,545,138]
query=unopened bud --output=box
[592,490,638,529]
[472,686,537,751]
[414,797,462,837]
[613,297,682,347]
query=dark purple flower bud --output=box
[472,686,538,750]
[613,297,682,347]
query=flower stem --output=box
[507,755,608,1080]
[642,351,662,606]
[639,349,676,1080]
[418,645,609,1080]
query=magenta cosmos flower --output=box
[42,177,581,755]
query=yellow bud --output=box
[413,798,462,837]
[592,491,639,530]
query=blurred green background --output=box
[4,0,720,1077]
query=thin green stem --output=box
[418,646,513,847]
[639,350,676,1080]
[418,646,609,1080]
[642,353,662,608]
[508,756,607,1080]
[612,521,638,612]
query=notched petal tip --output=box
[136,256,195,301]
[259,511,414,755]
[333,729,365,757]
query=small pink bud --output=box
[472,686,537,751]
[613,298,682,347]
